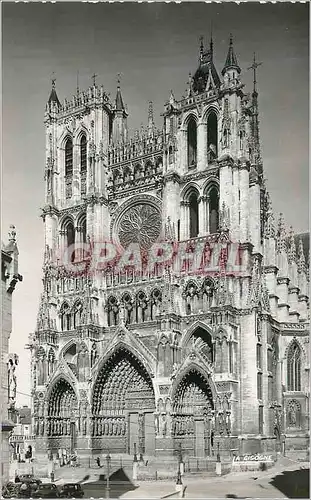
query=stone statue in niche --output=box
[154,413,159,435]
[160,414,167,437]
[7,355,18,408]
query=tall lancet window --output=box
[189,192,199,238]
[65,138,73,176]
[187,118,197,168]
[207,112,218,160]
[80,135,87,173]
[209,187,219,234]
[65,137,73,199]
[287,342,302,391]
[80,135,87,195]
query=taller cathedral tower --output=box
[29,36,309,461]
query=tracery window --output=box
[287,342,302,391]
[187,118,197,168]
[61,303,71,331]
[107,296,119,326]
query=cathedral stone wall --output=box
[30,37,309,460]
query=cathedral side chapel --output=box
[29,36,310,459]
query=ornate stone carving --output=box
[118,204,161,250]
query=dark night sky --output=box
[2,1,309,404]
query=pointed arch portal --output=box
[92,347,156,455]
[172,369,214,457]
[47,378,78,452]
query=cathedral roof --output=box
[192,39,221,93]
[222,34,241,76]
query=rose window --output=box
[118,204,161,250]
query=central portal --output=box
[92,348,155,455]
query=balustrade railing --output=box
[108,131,164,165]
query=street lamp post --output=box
[216,442,220,462]
[133,442,138,462]
[106,451,111,499]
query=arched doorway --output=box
[172,369,214,457]
[47,378,78,453]
[92,348,155,456]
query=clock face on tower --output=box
[117,203,162,250]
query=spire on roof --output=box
[264,193,275,239]
[193,35,220,93]
[276,213,287,254]
[148,101,155,136]
[115,74,125,112]
[48,75,61,109]
[297,238,306,274]
[288,226,296,264]
[199,36,204,60]
[222,34,241,76]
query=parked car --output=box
[59,483,84,498]
[18,474,42,486]
[32,483,59,498]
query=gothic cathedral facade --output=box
[30,37,309,459]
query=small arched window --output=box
[65,138,73,176]
[80,135,87,173]
[189,192,199,238]
[187,118,197,168]
[287,342,302,391]
[209,187,219,234]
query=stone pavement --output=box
[50,458,309,499]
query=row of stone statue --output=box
[36,417,89,437]
[46,419,72,436]
[91,417,126,436]
[172,416,196,436]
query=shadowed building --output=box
[1,227,22,481]
[29,36,309,460]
